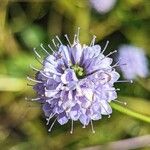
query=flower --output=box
[89,0,117,14]
[28,28,123,133]
[118,45,149,79]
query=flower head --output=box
[118,45,149,80]
[28,28,126,133]
[90,0,117,14]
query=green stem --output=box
[111,103,150,123]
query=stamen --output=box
[25,97,41,101]
[64,34,72,46]
[90,120,95,133]
[82,124,86,128]
[32,48,43,64]
[48,118,57,132]
[33,48,41,58]
[56,35,62,45]
[40,43,50,55]
[105,50,117,58]
[112,63,127,68]
[30,64,40,72]
[27,82,35,86]
[76,27,80,43]
[90,35,96,46]
[48,44,55,53]
[70,120,74,134]
[57,43,60,47]
[46,113,56,125]
[52,39,57,48]
[74,34,77,44]
[114,100,127,105]
[27,76,43,83]
[31,97,41,101]
[39,71,52,79]
[116,80,133,83]
[108,115,111,118]
[101,41,109,54]
[105,88,120,91]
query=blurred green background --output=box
[0,0,150,150]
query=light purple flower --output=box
[28,29,124,133]
[90,0,117,14]
[118,45,149,79]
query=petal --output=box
[71,43,83,63]
[61,69,78,84]
[45,89,58,98]
[82,88,94,102]
[69,104,80,121]
[42,103,53,117]
[100,100,112,115]
[109,71,120,84]
[79,114,90,125]
[57,112,69,125]
[59,45,71,65]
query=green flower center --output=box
[71,64,86,79]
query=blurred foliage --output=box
[0,0,150,150]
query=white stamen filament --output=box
[112,63,127,68]
[70,120,74,134]
[90,35,96,46]
[48,118,57,132]
[82,124,86,128]
[116,80,133,83]
[40,43,50,55]
[52,39,57,48]
[27,83,34,86]
[105,88,120,92]
[114,100,127,105]
[105,50,117,58]
[64,34,72,46]
[39,71,52,79]
[25,97,41,101]
[33,48,41,58]
[30,64,40,72]
[102,41,109,54]
[46,113,56,125]
[48,44,55,53]
[76,27,80,43]
[56,35,62,45]
[74,34,77,44]
[91,120,95,133]
[27,76,43,83]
